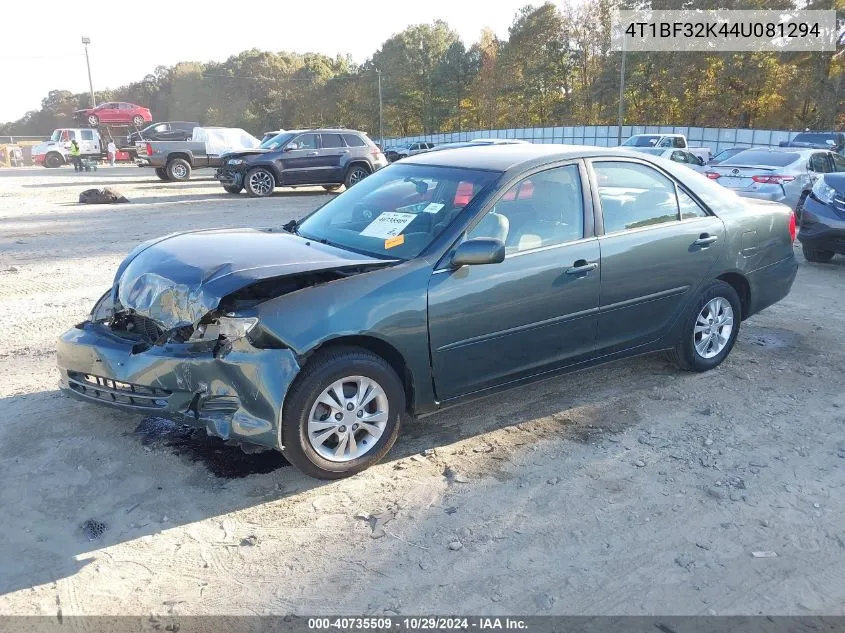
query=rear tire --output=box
[281,347,405,480]
[667,280,741,372]
[223,185,242,194]
[166,158,191,182]
[802,245,835,263]
[87,114,99,127]
[154,167,169,181]
[344,164,370,188]
[132,115,144,127]
[245,167,275,197]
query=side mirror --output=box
[451,238,505,268]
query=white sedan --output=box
[629,147,707,172]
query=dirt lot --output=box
[1,165,844,616]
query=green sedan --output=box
[57,145,798,479]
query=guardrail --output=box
[385,125,811,155]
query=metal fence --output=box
[385,125,807,155]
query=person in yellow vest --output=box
[70,139,82,172]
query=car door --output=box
[277,133,321,185]
[588,158,726,354]
[318,133,348,182]
[427,162,601,401]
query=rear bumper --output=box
[57,322,300,450]
[747,255,798,316]
[797,196,845,253]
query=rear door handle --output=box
[565,260,598,275]
[693,234,719,247]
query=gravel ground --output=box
[1,165,844,616]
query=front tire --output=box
[45,152,64,168]
[668,280,741,372]
[154,167,169,181]
[802,245,835,263]
[282,347,405,479]
[166,158,191,181]
[223,185,242,194]
[245,167,275,197]
[344,164,370,188]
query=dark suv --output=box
[216,129,388,197]
[127,121,198,145]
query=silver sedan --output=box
[704,148,845,212]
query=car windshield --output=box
[723,150,800,167]
[50,130,61,142]
[260,132,295,150]
[622,135,661,147]
[297,164,501,260]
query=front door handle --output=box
[565,260,598,275]
[693,233,719,247]
[307,151,319,156]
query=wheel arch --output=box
[165,152,192,164]
[716,271,750,320]
[345,160,372,174]
[297,335,416,414]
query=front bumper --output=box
[798,196,845,254]
[57,322,300,450]
[215,167,244,186]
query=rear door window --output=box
[832,154,845,172]
[593,161,681,233]
[320,133,344,149]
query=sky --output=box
[0,0,534,124]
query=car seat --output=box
[509,179,581,251]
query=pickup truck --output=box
[136,127,260,181]
[621,133,711,163]
[31,128,102,168]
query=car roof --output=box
[284,128,365,134]
[403,144,654,172]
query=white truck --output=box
[31,128,102,168]
[620,133,711,163]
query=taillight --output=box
[705,172,720,180]
[789,211,796,242]
[751,175,795,184]
[145,143,153,156]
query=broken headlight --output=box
[90,290,115,322]
[227,158,245,166]
[189,317,258,342]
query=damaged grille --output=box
[66,372,171,409]
[109,313,165,343]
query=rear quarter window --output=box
[342,134,367,147]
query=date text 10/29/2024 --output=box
[308,618,528,630]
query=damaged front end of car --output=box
[57,229,393,451]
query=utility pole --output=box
[81,36,96,108]
[376,69,384,146]
[617,37,626,145]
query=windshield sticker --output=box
[384,234,405,249]
[361,212,416,238]
[422,202,445,214]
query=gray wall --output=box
[386,125,806,155]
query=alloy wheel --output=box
[248,170,273,196]
[171,163,187,179]
[307,376,388,462]
[348,168,368,186]
[693,297,734,359]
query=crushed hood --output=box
[115,229,387,330]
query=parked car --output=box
[629,147,706,171]
[392,142,436,160]
[30,128,102,168]
[261,129,286,144]
[708,147,747,166]
[780,132,845,155]
[383,146,406,162]
[136,127,260,181]
[705,148,845,212]
[796,159,845,262]
[75,102,152,128]
[127,121,198,145]
[57,144,797,479]
[216,128,387,197]
[621,134,711,163]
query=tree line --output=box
[2,0,842,139]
